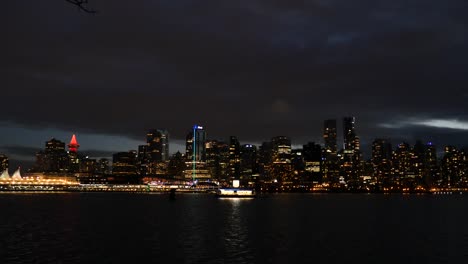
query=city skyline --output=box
[1,118,466,192]
[3,1,468,169]
[2,2,468,264]
[0,117,466,172]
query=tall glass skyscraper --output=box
[186,125,206,162]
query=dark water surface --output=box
[0,193,467,264]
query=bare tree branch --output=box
[65,0,98,14]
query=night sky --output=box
[2,0,468,169]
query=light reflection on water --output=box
[0,193,467,264]
[221,198,254,263]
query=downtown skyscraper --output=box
[343,117,359,152]
[185,125,209,180]
[146,129,169,162]
[186,125,206,162]
[323,119,337,155]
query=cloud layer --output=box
[2,0,468,162]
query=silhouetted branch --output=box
[66,0,97,14]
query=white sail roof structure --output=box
[0,169,10,180]
[11,168,22,180]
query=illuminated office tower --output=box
[96,158,110,175]
[112,151,138,176]
[302,142,322,183]
[258,142,273,180]
[341,117,361,185]
[424,142,438,185]
[343,117,358,152]
[137,145,149,176]
[371,139,392,167]
[34,138,69,173]
[271,136,291,164]
[186,125,206,162]
[146,129,169,162]
[409,141,425,180]
[146,129,169,175]
[167,151,186,179]
[322,119,339,184]
[240,144,257,178]
[371,139,392,185]
[271,136,292,183]
[440,146,462,187]
[323,119,337,155]
[185,125,209,180]
[391,142,411,184]
[228,136,241,179]
[205,140,229,181]
[79,157,96,174]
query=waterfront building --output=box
[75,156,107,184]
[96,158,110,175]
[112,151,138,176]
[183,161,211,181]
[79,157,96,174]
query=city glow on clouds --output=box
[412,119,468,130]
[381,118,468,130]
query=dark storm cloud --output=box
[0,145,39,159]
[2,0,468,148]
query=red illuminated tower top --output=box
[68,134,80,152]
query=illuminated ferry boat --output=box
[216,188,256,198]
[215,180,256,198]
